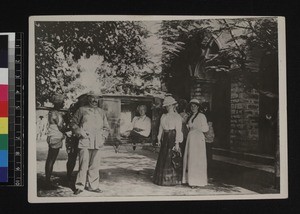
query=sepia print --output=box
[28,16,287,203]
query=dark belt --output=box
[163,129,175,133]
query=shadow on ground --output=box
[36,142,277,197]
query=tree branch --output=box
[222,19,247,62]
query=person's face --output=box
[88,95,99,107]
[54,100,64,109]
[138,106,146,116]
[191,103,199,113]
[166,104,175,112]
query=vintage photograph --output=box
[28,16,287,202]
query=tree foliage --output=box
[159,19,213,72]
[35,18,279,106]
[216,18,278,94]
[157,18,278,95]
[35,21,155,106]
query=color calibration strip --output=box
[0,32,23,186]
[0,35,8,182]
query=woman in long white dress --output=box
[182,99,209,187]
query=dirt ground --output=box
[36,140,257,198]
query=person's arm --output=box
[198,114,209,132]
[175,115,183,144]
[157,115,164,145]
[58,113,70,134]
[70,108,86,138]
[131,117,138,131]
[102,111,110,139]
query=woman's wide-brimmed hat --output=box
[77,91,102,100]
[163,96,177,107]
[189,98,200,106]
[86,91,102,97]
[51,94,65,104]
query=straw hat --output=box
[163,96,177,107]
[86,91,102,97]
[77,91,102,100]
[189,99,200,105]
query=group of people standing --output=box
[153,96,214,188]
[44,92,110,195]
[43,92,214,195]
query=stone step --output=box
[211,154,277,192]
[213,154,275,174]
[213,147,275,165]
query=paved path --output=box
[36,141,257,198]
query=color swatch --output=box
[0,35,8,182]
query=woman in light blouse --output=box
[182,99,209,188]
[153,96,183,186]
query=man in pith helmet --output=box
[71,91,110,195]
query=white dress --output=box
[182,112,209,186]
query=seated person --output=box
[124,105,151,150]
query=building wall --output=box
[190,77,260,154]
[190,80,212,104]
[229,49,263,153]
[230,79,259,153]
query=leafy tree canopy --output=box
[157,18,278,96]
[35,21,162,107]
[35,18,279,107]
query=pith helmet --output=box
[163,96,177,107]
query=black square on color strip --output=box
[15,48,20,56]
[15,117,20,124]
[0,35,8,68]
[15,63,20,71]
[15,79,20,85]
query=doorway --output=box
[211,72,231,149]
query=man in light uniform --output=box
[71,92,110,195]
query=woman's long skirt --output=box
[182,130,207,186]
[153,130,182,186]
